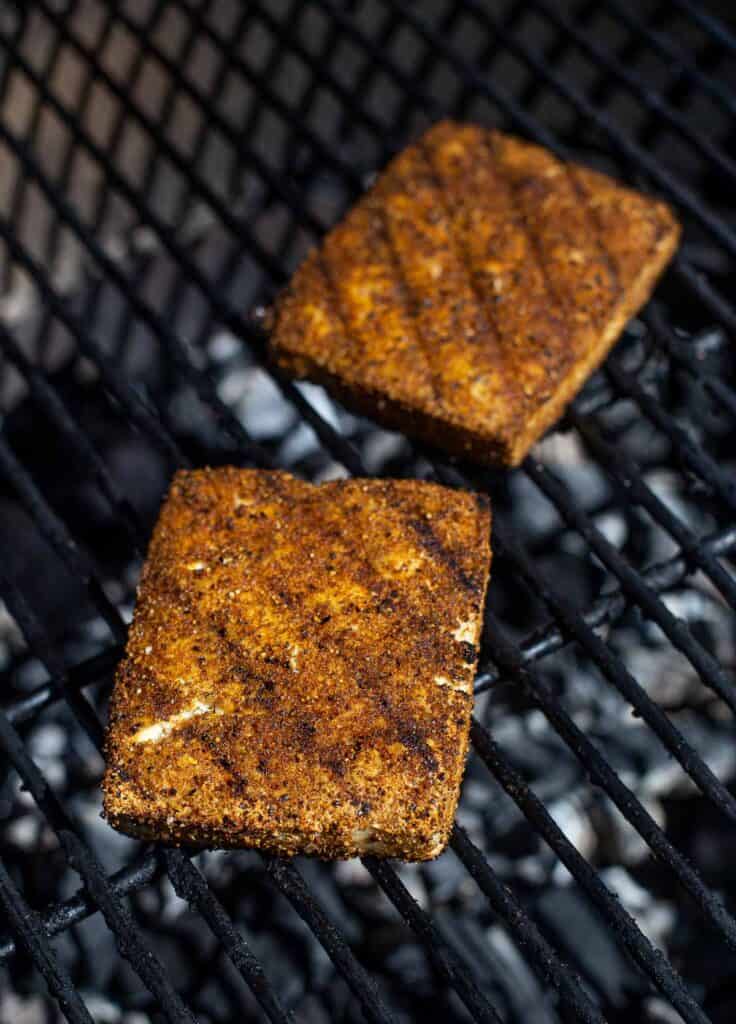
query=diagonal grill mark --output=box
[313,204,442,409]
[416,136,507,357]
[564,165,622,316]
[401,513,481,598]
[370,191,445,407]
[313,248,362,375]
[483,131,573,337]
[154,537,453,789]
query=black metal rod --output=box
[266,858,397,1024]
[0,7,732,1024]
[0,320,144,553]
[469,717,709,1024]
[362,857,503,1024]
[166,850,295,1024]
[522,459,736,713]
[449,826,605,1024]
[492,520,736,823]
[0,434,127,643]
[391,0,736,263]
[485,582,736,950]
[0,849,161,961]
[0,710,197,1024]
[670,0,736,56]
[0,208,186,467]
[643,303,736,424]
[0,35,371,477]
[0,858,95,1024]
[528,0,736,187]
[604,357,736,512]
[601,0,736,120]
[568,401,736,608]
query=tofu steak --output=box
[103,469,492,860]
[270,121,680,466]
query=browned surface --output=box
[103,468,492,860]
[270,121,680,466]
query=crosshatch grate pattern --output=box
[0,1,734,1022]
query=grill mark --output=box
[394,505,481,597]
[111,706,244,806]
[316,203,438,408]
[314,250,364,377]
[153,553,449,792]
[483,132,573,348]
[356,670,441,776]
[566,166,622,315]
[370,193,445,407]
[129,483,481,815]
[572,166,676,293]
[417,136,506,351]
[488,133,618,336]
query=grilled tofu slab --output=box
[270,121,680,465]
[103,469,492,860]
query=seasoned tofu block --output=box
[103,469,492,860]
[270,121,680,466]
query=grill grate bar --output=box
[491,519,736,822]
[0,320,144,553]
[413,0,736,259]
[0,460,373,1023]
[370,0,736,350]
[0,20,379,476]
[0,298,497,1024]
[1,197,732,1015]
[568,400,736,609]
[602,0,736,120]
[0,857,95,1024]
[0,849,162,962]
[469,716,709,1024]
[643,302,736,424]
[6,519,736,731]
[0,322,392,1023]
[485,539,736,945]
[265,859,397,1024]
[14,0,735,501]
[675,256,736,335]
[604,356,736,513]
[671,0,736,54]
[528,0,736,186]
[0,3,292,283]
[61,670,298,1024]
[0,434,126,643]
[363,857,503,1024]
[0,125,273,472]
[448,825,605,1024]
[164,850,296,1024]
[0,23,361,473]
[259,0,736,422]
[0,2,734,1021]
[36,2,119,294]
[522,459,736,712]
[0,596,197,1023]
[0,207,186,467]
[1,0,68,298]
[0,276,601,1022]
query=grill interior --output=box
[0,1,735,1022]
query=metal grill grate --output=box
[0,1,735,1021]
